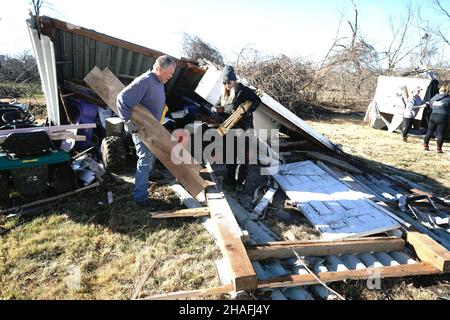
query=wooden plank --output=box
[257,262,440,289]
[0,182,101,215]
[83,67,208,197]
[131,260,158,300]
[407,231,450,272]
[140,284,234,300]
[246,237,405,261]
[252,188,278,217]
[306,151,363,175]
[206,189,257,291]
[150,207,210,219]
[0,123,96,136]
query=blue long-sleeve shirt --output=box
[116,71,165,122]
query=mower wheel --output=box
[101,136,126,173]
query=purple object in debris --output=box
[66,96,99,149]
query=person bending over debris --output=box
[402,86,428,142]
[423,85,450,153]
[212,65,261,189]
[116,55,176,206]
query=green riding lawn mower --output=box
[0,98,76,208]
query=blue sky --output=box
[0,0,448,65]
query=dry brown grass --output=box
[0,181,221,300]
[306,113,450,197]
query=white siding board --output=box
[271,161,400,240]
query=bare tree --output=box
[431,0,450,48]
[181,33,224,67]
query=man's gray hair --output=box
[154,55,176,70]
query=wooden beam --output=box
[0,123,96,136]
[407,231,450,272]
[131,261,158,300]
[257,262,440,289]
[140,284,234,300]
[84,67,209,197]
[246,237,405,261]
[206,189,257,291]
[0,132,86,144]
[150,207,210,219]
[306,151,364,175]
[0,182,101,215]
[40,16,204,74]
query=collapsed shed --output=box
[25,15,450,300]
[364,75,441,133]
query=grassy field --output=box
[306,113,450,197]
[1,110,449,300]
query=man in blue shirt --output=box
[117,55,176,205]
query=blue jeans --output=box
[132,133,156,202]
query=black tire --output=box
[101,136,126,173]
[52,161,77,194]
[0,171,10,205]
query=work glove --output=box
[212,106,224,113]
[124,119,137,134]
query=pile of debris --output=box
[18,15,449,300]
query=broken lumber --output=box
[257,262,440,289]
[84,67,209,197]
[407,231,450,272]
[131,261,158,300]
[217,101,253,136]
[306,151,363,175]
[0,131,86,144]
[0,182,101,215]
[0,123,96,136]
[140,284,234,300]
[246,237,405,261]
[252,188,278,217]
[206,188,257,291]
[150,207,210,219]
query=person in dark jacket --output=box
[213,65,261,188]
[423,86,450,153]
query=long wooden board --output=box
[246,237,405,261]
[257,262,440,289]
[84,67,209,197]
[206,189,257,291]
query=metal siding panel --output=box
[134,53,144,75]
[89,38,96,71]
[84,36,90,75]
[62,31,73,80]
[73,34,84,80]
[114,47,123,75]
[123,50,133,75]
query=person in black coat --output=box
[213,65,261,188]
[423,86,450,153]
